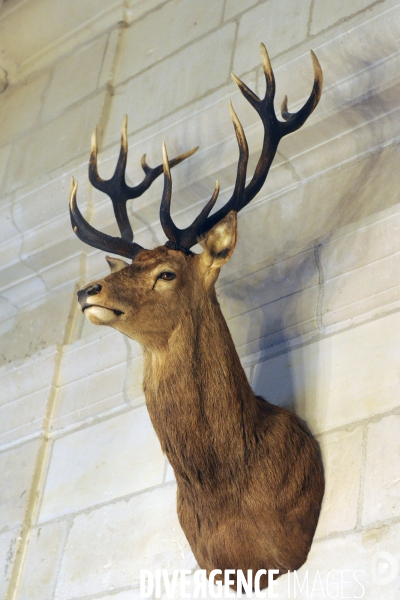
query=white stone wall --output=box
[0,0,400,598]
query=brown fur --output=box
[78,212,324,589]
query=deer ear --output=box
[198,211,237,277]
[106,256,129,273]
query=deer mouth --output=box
[82,304,124,317]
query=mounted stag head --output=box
[69,45,324,590]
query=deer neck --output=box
[141,293,258,489]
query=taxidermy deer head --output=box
[70,44,324,590]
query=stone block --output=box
[16,521,70,600]
[224,0,260,20]
[252,310,400,434]
[0,0,126,83]
[0,71,50,145]
[315,426,363,538]
[311,0,377,34]
[362,415,400,525]
[54,485,196,599]
[20,211,85,274]
[218,248,318,321]
[0,145,11,190]
[5,92,106,192]
[115,0,224,85]
[0,201,19,245]
[322,252,400,331]
[0,297,17,327]
[59,328,127,386]
[40,406,165,521]
[52,362,127,432]
[0,345,58,405]
[0,438,40,530]
[0,274,47,309]
[0,238,35,287]
[228,284,319,351]
[12,162,90,233]
[320,205,400,281]
[0,529,18,600]
[125,353,145,405]
[44,33,109,118]
[0,386,50,449]
[318,204,400,328]
[39,254,83,292]
[233,0,311,76]
[104,24,236,146]
[0,290,71,366]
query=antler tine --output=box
[88,116,133,242]
[69,177,144,260]
[160,143,181,248]
[280,51,323,134]
[260,43,276,102]
[187,181,220,238]
[192,101,249,234]
[88,115,199,243]
[227,101,248,208]
[160,143,221,251]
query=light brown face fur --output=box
[79,212,238,349]
[83,247,198,345]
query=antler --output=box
[70,115,198,259]
[70,45,322,260]
[160,44,323,252]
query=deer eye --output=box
[158,271,176,281]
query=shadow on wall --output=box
[241,65,392,428]
[250,253,321,419]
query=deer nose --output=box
[77,283,102,304]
